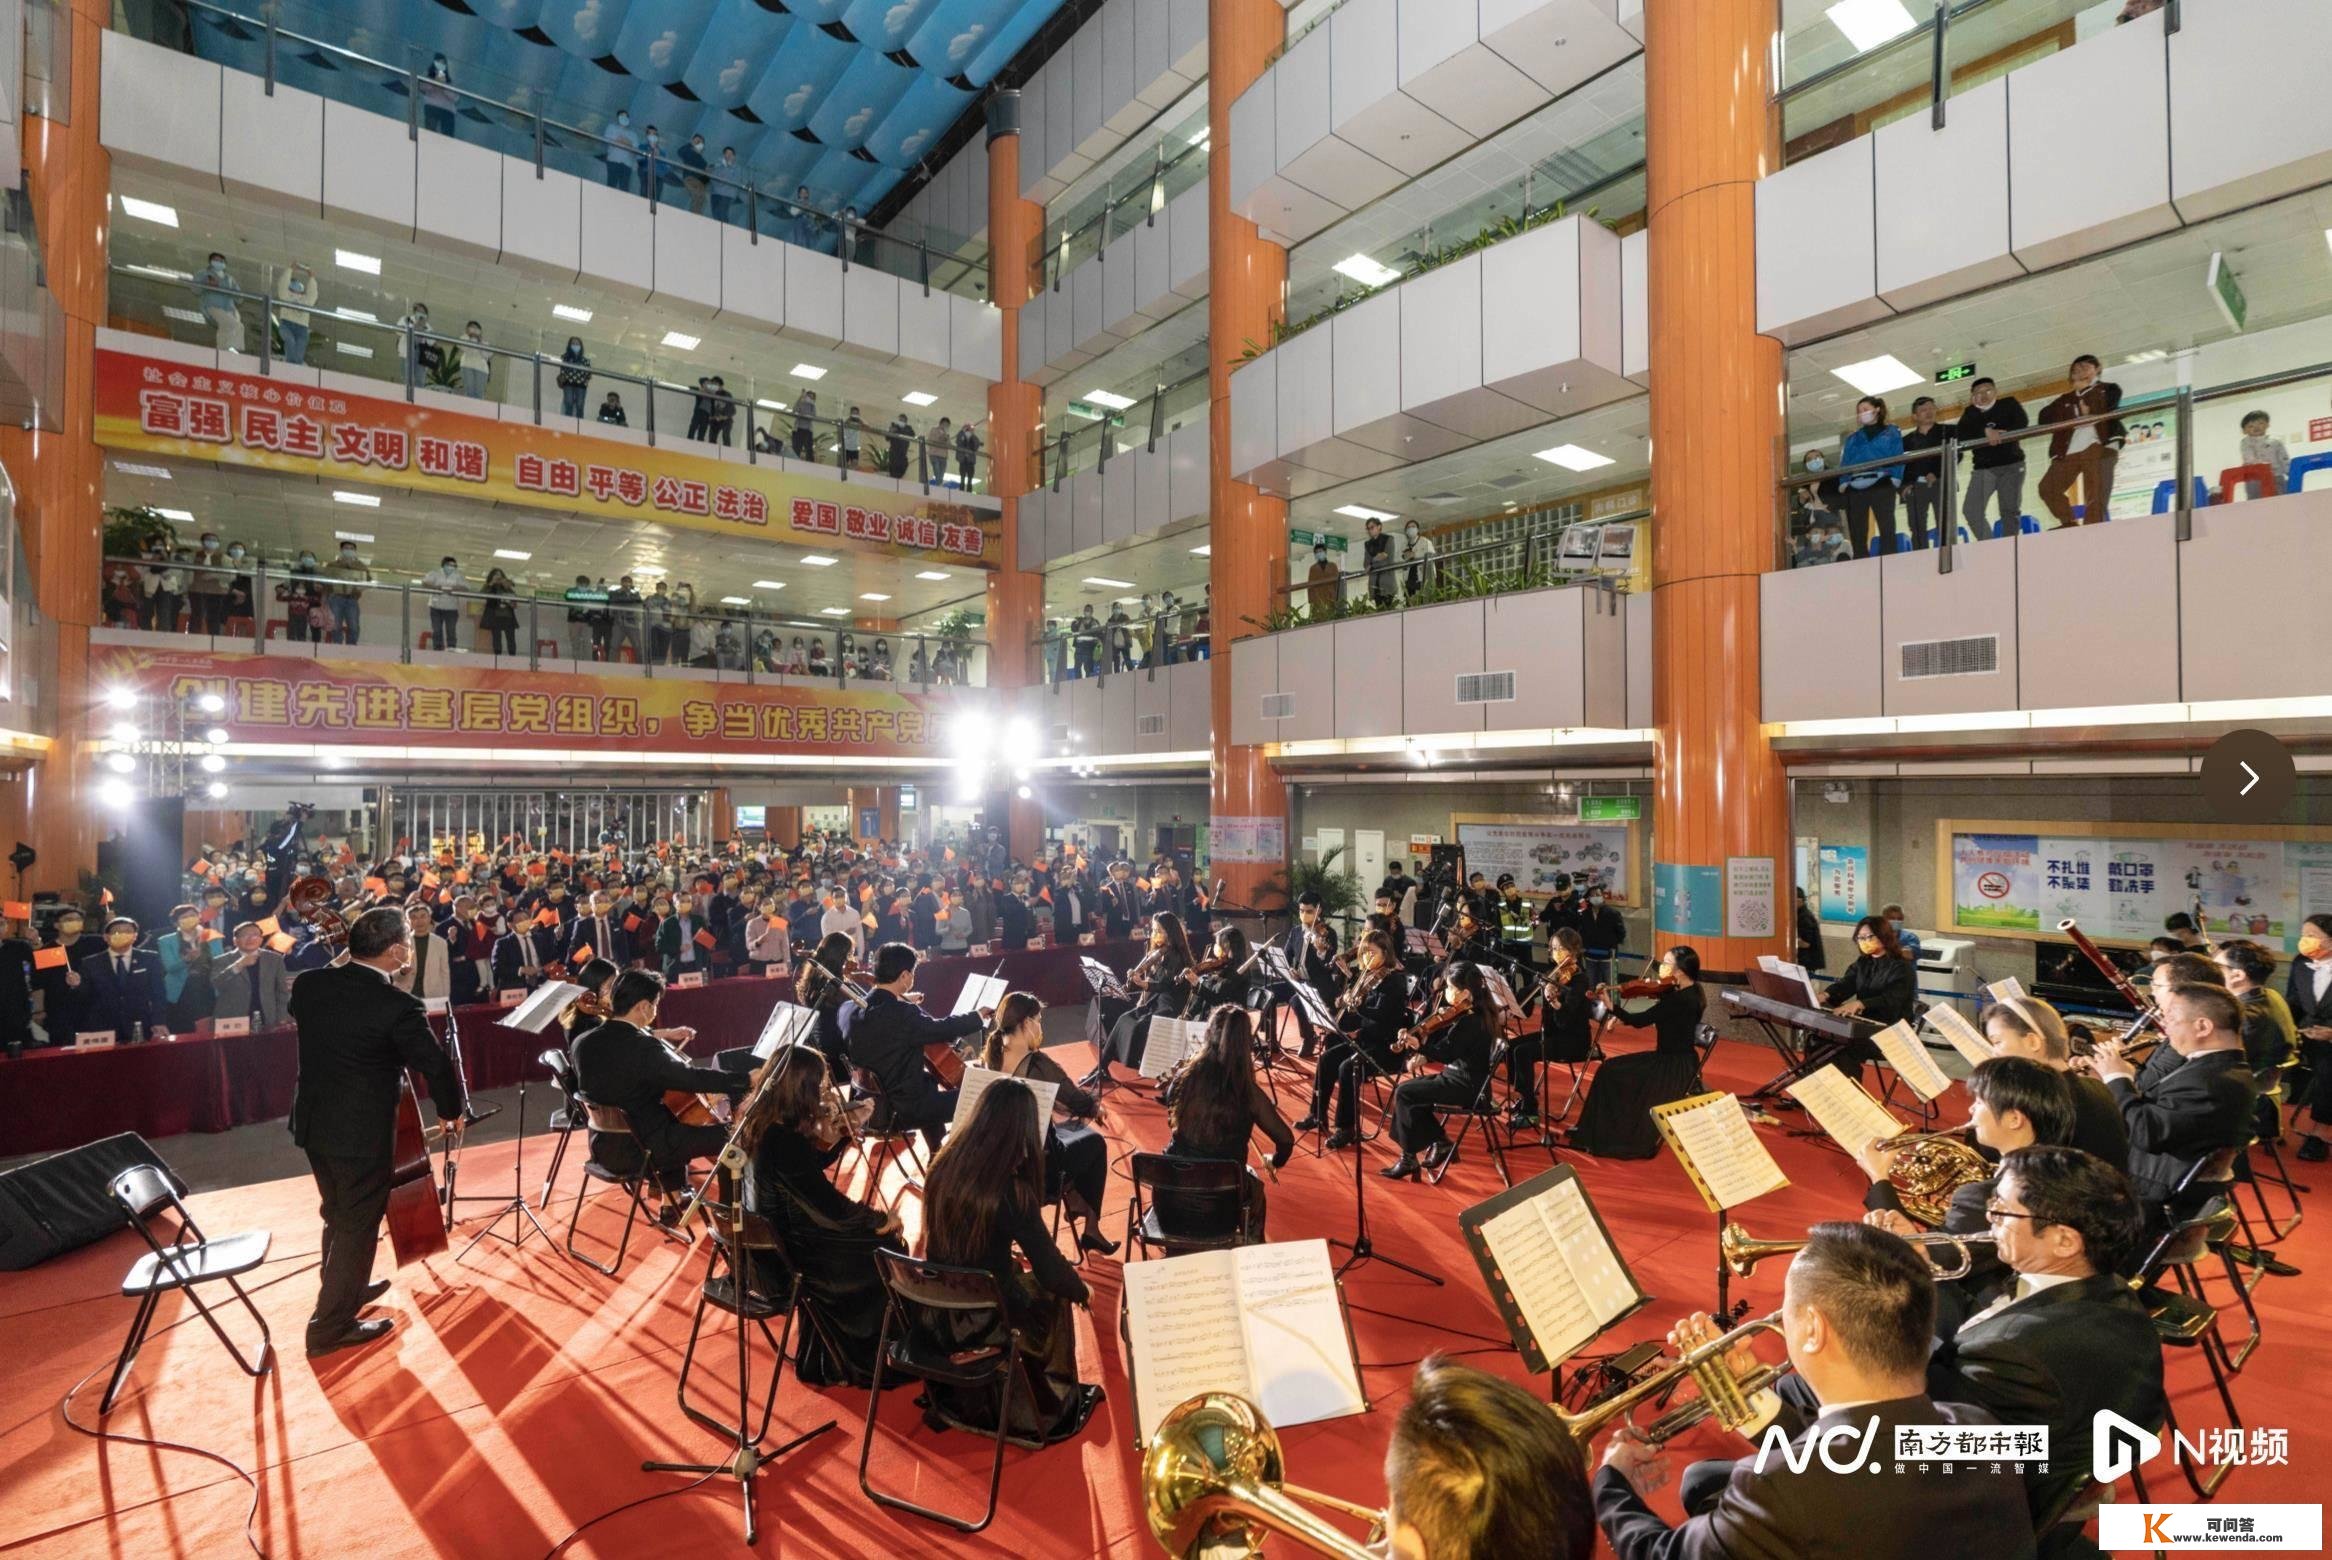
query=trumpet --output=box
[1717,1222,1997,1280]
[1144,1392,1385,1559]
[1555,1309,1791,1449]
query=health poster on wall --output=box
[1816,845,1869,924]
[1952,834,2043,930]
[1946,823,2330,949]
[1727,856,1778,940]
[1456,822,1632,903]
[1655,863,1725,937]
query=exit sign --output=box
[1934,361,1978,384]
[1581,797,1640,822]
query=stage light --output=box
[200,754,226,774]
[1004,717,1037,756]
[97,778,132,807]
[197,693,227,714]
[205,726,230,745]
[949,710,993,759]
[1013,766,1031,784]
[205,782,228,800]
[1016,785,1033,800]
[104,687,138,711]
[104,752,136,774]
[109,721,141,744]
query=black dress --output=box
[1008,1048,1109,1220]
[1572,983,1706,1159]
[1165,1079,1295,1239]
[746,1123,890,1387]
[1097,951,1189,1072]
[924,1199,1094,1443]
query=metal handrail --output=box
[1042,366,1211,485]
[1269,510,1650,615]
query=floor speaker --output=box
[0,1133,172,1269]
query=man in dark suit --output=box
[1597,1223,2034,1560]
[1099,860,1143,940]
[491,911,561,991]
[37,906,105,1036]
[210,920,294,1029]
[566,890,629,970]
[289,906,467,1357]
[570,968,740,1194]
[74,917,169,1040]
[908,876,940,947]
[441,895,495,1008]
[839,941,990,1149]
[1263,893,1340,1059]
[2089,982,2255,1228]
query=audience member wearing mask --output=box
[604,111,638,192]
[1399,521,1437,599]
[1838,395,1906,559]
[272,262,318,364]
[193,253,244,353]
[421,555,467,653]
[1954,377,2029,541]
[1899,395,1946,550]
[324,541,371,643]
[457,322,490,399]
[557,337,591,418]
[1305,541,1341,617]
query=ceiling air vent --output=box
[1899,635,1999,681]
[1136,714,1167,737]
[1456,671,1517,705]
[1259,692,1296,720]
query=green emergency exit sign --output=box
[1580,797,1640,822]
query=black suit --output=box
[566,913,628,970]
[2286,956,2332,1126]
[1311,968,1409,1133]
[570,1017,740,1189]
[839,987,980,1148]
[1863,1171,2003,1334]
[1599,1393,2035,1560]
[2107,1047,2255,1222]
[288,961,467,1337]
[1100,878,1143,939]
[1391,1010,1494,1153]
[2066,1069,2131,1167]
[72,948,168,1039]
[0,937,33,1051]
[491,926,561,990]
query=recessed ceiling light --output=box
[915,570,951,581]
[162,306,207,325]
[153,507,195,522]
[334,248,381,275]
[118,196,178,227]
[756,398,785,410]
[1334,504,1398,522]
[1084,389,1136,411]
[901,391,939,407]
[1082,576,1135,589]
[332,490,381,507]
[1189,544,1212,557]
[334,341,374,359]
[751,579,787,590]
[800,555,838,567]
[1825,0,1917,52]
[113,462,171,479]
[1829,354,1923,397]
[553,303,594,323]
[860,592,892,602]
[2123,348,2170,365]
[820,607,851,617]
[335,307,378,323]
[790,363,828,381]
[719,595,751,606]
[661,330,701,350]
[1532,445,1616,473]
[631,565,667,576]
[493,548,532,561]
[333,529,375,543]
[1332,255,1402,289]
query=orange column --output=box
[0,0,111,895]
[769,806,803,850]
[1206,0,1290,911]
[1644,0,1791,972]
[981,97,1047,865]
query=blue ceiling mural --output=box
[187,0,1067,229]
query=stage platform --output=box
[1,1031,2324,1559]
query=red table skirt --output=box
[0,940,1139,1160]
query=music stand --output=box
[1079,954,1129,1003]
[453,982,585,1261]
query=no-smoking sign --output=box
[1976,871,2012,900]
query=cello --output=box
[284,878,453,1266]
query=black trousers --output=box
[1100,1007,1161,1072]
[306,1148,394,1336]
[1048,1121,1108,1218]
[1390,1068,1480,1152]
[1842,484,1899,559]
[1262,981,1321,1049]
[1310,1037,1392,1132]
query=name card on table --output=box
[1025,937,1047,952]
[1078,932,1096,946]
[74,1031,118,1050]
[970,943,991,958]
[497,988,530,1006]
[673,971,707,989]
[214,1016,251,1036]
[765,965,790,980]
[423,998,449,1015]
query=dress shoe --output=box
[1380,1156,1420,1180]
[1078,1229,1121,1257]
[1324,1130,1357,1151]
[306,1316,394,1358]
[1421,1141,1456,1172]
[359,1279,391,1306]
[1292,1115,1323,1134]
[2299,1136,2329,1163]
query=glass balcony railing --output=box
[1035,604,1211,686]
[1035,100,1213,298]
[1264,512,1644,632]
[140,0,989,302]
[97,553,993,688]
[107,264,995,495]
[1037,368,1210,488]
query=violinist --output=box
[1264,893,1342,1059]
[1509,926,1592,1130]
[1181,924,1255,1021]
[796,931,860,1081]
[838,942,990,1151]
[1082,911,1196,1086]
[1297,927,1409,1150]
[1565,947,1706,1159]
[982,992,1118,1256]
[570,968,744,1202]
[1165,1009,1294,1240]
[1383,960,1497,1180]
[1447,904,1501,971]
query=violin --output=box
[1590,976,1669,1004]
[284,876,351,953]
[1395,990,1473,1054]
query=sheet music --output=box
[1138,1017,1207,1079]
[1771,958,1823,1008]
[1986,976,2028,1002]
[505,979,585,1035]
[1477,1178,1636,1364]
[1079,955,1128,998]
[1658,1094,1789,1210]
[1785,1068,1904,1156]
[950,1064,1057,1147]
[1482,968,1521,1020]
[951,972,1008,1018]
[751,1001,816,1061]
[1870,1019,1954,1102]
[1925,1004,1995,1069]
[1123,1241,1363,1444]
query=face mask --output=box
[208,262,225,277]
[2302,934,2330,960]
[298,555,315,568]
[340,547,356,558]
[108,932,136,950]
[1805,457,1825,472]
[290,279,306,294]
[1857,408,1878,426]
[227,547,245,560]
[202,538,220,551]
[617,114,630,127]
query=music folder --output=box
[504,980,586,1034]
[1650,1091,1791,1213]
[951,972,1008,1018]
[1783,1068,1904,1157]
[1459,1166,1648,1373]
[1925,1003,1995,1069]
[950,1064,1058,1148]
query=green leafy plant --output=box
[104,505,175,560]
[1255,844,1361,919]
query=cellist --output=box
[570,967,745,1213]
[838,941,993,1151]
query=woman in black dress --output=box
[2285,914,2332,1161]
[1824,914,1917,1070]
[1566,946,1707,1159]
[1298,926,1409,1149]
[795,931,857,1081]
[1180,924,1256,1020]
[1082,911,1195,1085]
[736,1043,899,1386]
[1509,926,1591,1128]
[980,991,1117,1255]
[923,1080,1103,1443]
[1163,1009,1295,1238]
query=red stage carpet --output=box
[2,1035,2324,1559]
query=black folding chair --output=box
[2234,1059,2305,1243]
[561,1100,666,1276]
[1689,1022,1723,1094]
[674,1191,801,1445]
[2136,1200,2247,1499]
[536,1047,583,1210]
[845,1070,932,1213]
[858,1250,1030,1535]
[1125,1152,1256,1257]
[102,1165,273,1414]
[1425,1045,1517,1189]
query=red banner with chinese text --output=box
[91,645,959,760]
[91,346,997,570]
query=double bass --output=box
[284,878,456,1267]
